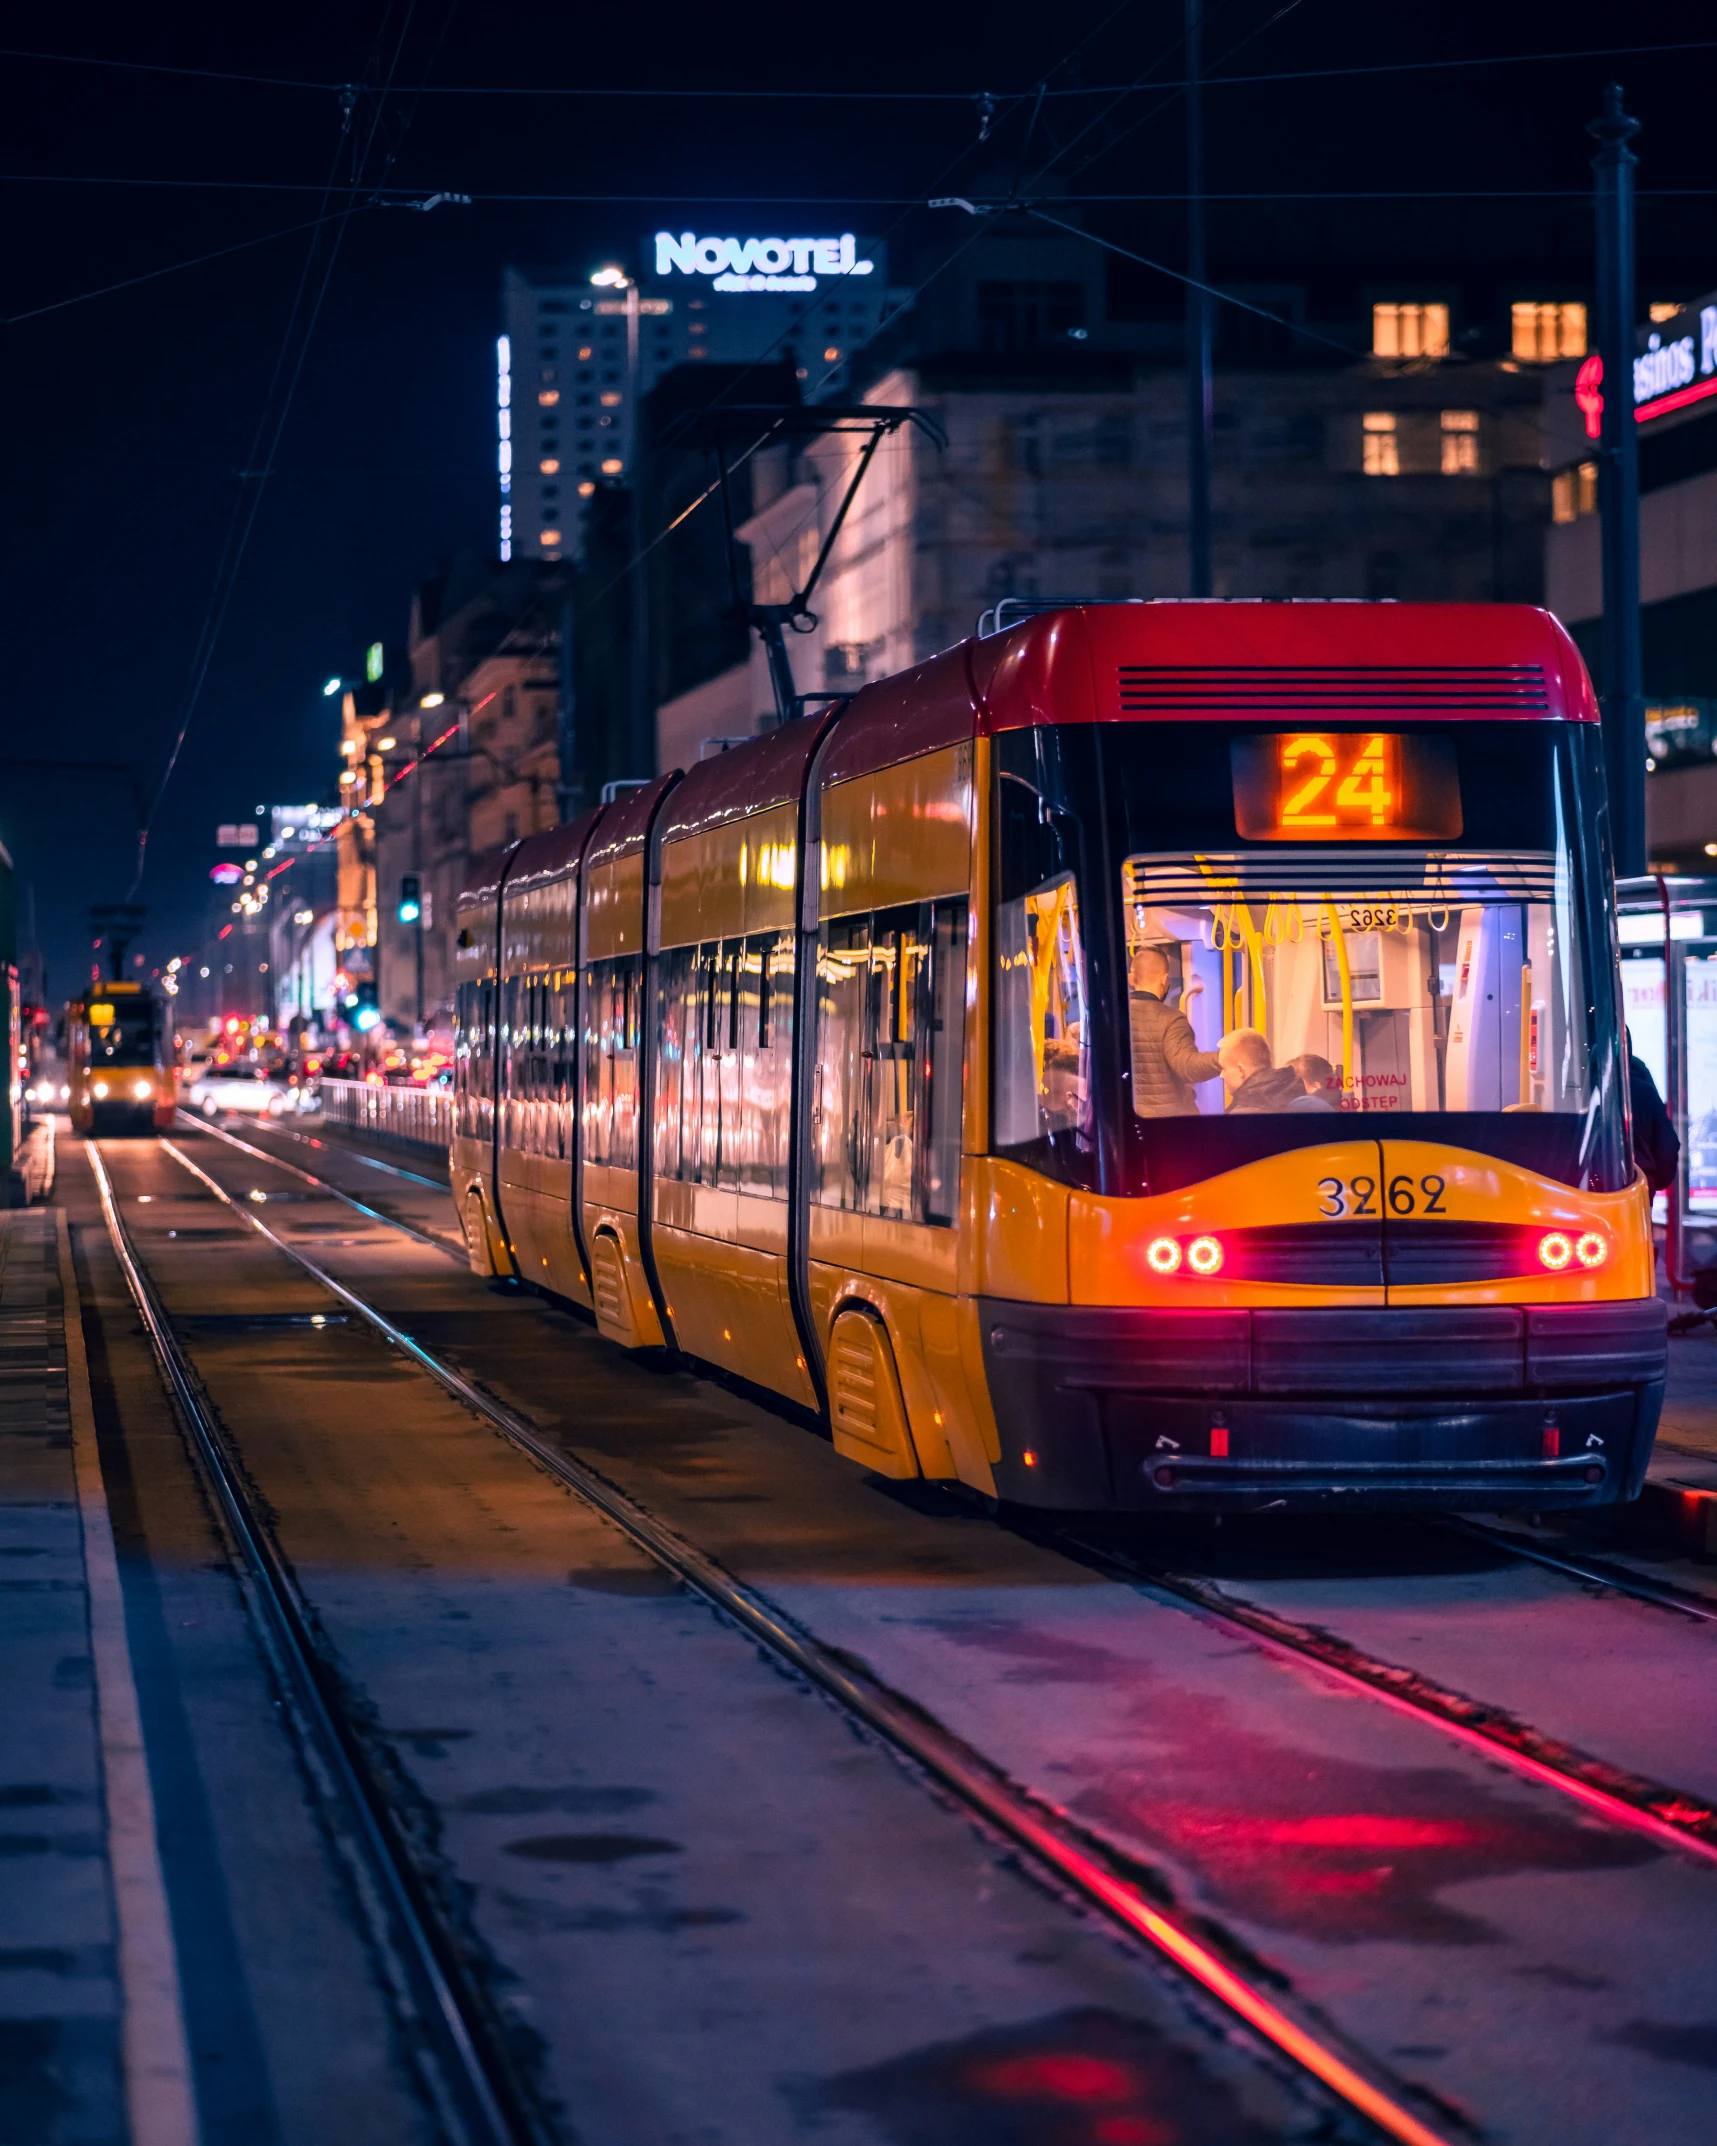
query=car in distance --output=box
[182,1063,305,1120]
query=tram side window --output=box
[454,979,496,1139]
[993,740,1097,1185]
[585,956,640,1168]
[654,933,795,1198]
[813,899,967,1225]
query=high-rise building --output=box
[498,234,890,562]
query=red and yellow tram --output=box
[452,602,1665,1512]
[67,981,177,1135]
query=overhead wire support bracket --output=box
[691,403,945,726]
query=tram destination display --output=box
[1231,730,1463,841]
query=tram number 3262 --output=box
[1317,1173,1448,1218]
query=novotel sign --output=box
[654,230,873,294]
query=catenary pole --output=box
[1185,0,1213,597]
[1590,84,1644,877]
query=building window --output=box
[540,530,561,547]
[1440,410,1481,474]
[1511,302,1587,361]
[538,390,559,406]
[1362,412,1399,476]
[599,392,622,407]
[1551,461,1599,524]
[540,458,560,474]
[1649,303,1683,323]
[1372,303,1449,359]
[977,281,1087,353]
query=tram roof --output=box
[966,601,1598,733]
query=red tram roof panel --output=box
[503,807,605,898]
[659,706,843,845]
[967,602,1599,729]
[456,840,523,915]
[584,771,679,871]
[818,645,978,787]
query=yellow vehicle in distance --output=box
[67,982,177,1135]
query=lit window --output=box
[1440,410,1480,474]
[577,481,595,497]
[1650,302,1683,323]
[1552,461,1599,524]
[540,458,560,474]
[1372,302,1450,359]
[541,530,562,547]
[1511,302,1587,361]
[600,457,624,475]
[824,346,840,361]
[538,390,560,406]
[599,392,622,407]
[1362,412,1399,476]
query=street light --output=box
[589,263,648,774]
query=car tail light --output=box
[1145,1236,1183,1274]
[1537,1231,1574,1271]
[1575,1231,1607,1269]
[1187,1235,1224,1275]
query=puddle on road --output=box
[913,1614,1655,1943]
[816,2004,1283,2146]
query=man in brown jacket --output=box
[1127,946,1221,1115]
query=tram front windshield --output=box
[994,720,1627,1194]
[83,997,160,1068]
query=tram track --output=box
[85,1139,547,2146]
[162,1121,1717,1871]
[1053,1529,1717,1867]
[115,1129,1453,2146]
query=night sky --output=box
[3,0,1710,1004]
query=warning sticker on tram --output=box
[1232,731,1463,842]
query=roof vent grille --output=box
[1116,663,1551,715]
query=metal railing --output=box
[317,1078,455,1154]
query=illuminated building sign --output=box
[496,334,512,561]
[653,231,873,294]
[1633,291,1717,423]
[1231,732,1463,842]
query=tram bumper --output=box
[978,1299,1667,1513]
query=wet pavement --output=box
[35,1116,1717,2144]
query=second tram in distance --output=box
[452,601,1665,1513]
[67,981,177,1136]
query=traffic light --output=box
[397,874,422,925]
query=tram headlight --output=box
[1574,1230,1608,1269]
[92,1080,109,1100]
[1187,1235,1224,1276]
[1537,1231,1574,1271]
[133,1080,153,1100]
[1145,1236,1183,1275]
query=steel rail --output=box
[175,1124,1717,1853]
[85,1142,544,2146]
[221,1108,450,1188]
[154,1136,1455,2146]
[179,1111,465,1260]
[1446,1515,1717,1625]
[1061,1532,1717,1866]
[187,1126,1717,1631]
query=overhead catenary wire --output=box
[125,0,457,902]
[1,209,357,325]
[1,34,1712,97]
[6,173,1712,203]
